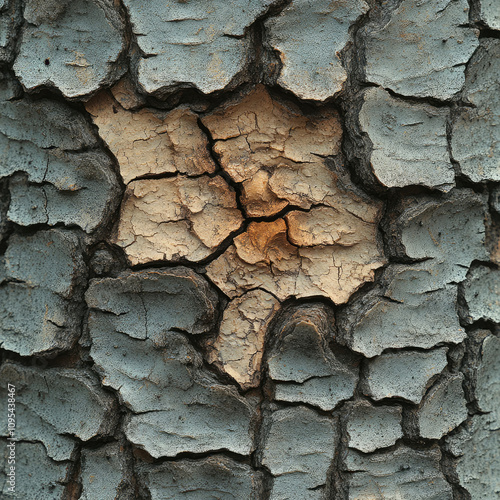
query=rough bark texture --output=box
[0,1,499,499]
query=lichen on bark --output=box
[0,1,498,498]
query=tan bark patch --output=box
[202,85,343,217]
[114,175,243,265]
[240,170,288,218]
[285,206,373,247]
[203,86,385,304]
[86,91,216,184]
[205,290,280,389]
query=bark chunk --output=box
[0,78,120,232]
[205,289,280,390]
[14,0,126,98]
[359,87,454,191]
[0,230,86,356]
[451,39,500,183]
[365,348,448,404]
[394,191,489,280]
[345,445,453,499]
[446,335,500,497]
[0,441,71,499]
[137,456,263,499]
[262,406,337,499]
[87,269,255,458]
[346,401,403,453]
[85,268,218,338]
[86,91,216,184]
[268,305,358,411]
[478,0,500,29]
[0,362,117,460]
[463,265,500,324]
[476,335,500,421]
[80,443,133,500]
[416,374,468,440]
[339,267,465,356]
[264,0,368,100]
[123,0,278,95]
[340,191,487,356]
[363,0,478,100]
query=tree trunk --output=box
[1,0,499,498]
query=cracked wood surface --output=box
[205,289,280,390]
[86,90,217,184]
[203,86,385,303]
[264,0,368,100]
[114,175,243,264]
[0,2,499,499]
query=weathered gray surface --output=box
[340,190,487,357]
[446,334,500,498]
[451,39,500,183]
[0,0,21,63]
[268,305,358,411]
[0,283,81,356]
[463,265,500,324]
[475,335,500,420]
[0,363,116,455]
[345,445,453,499]
[479,0,500,29]
[0,2,498,496]
[3,231,85,297]
[86,268,218,337]
[264,0,368,100]
[416,374,467,440]
[0,362,117,497]
[0,75,94,148]
[262,406,336,499]
[363,0,478,100]
[0,440,71,499]
[0,230,86,356]
[7,149,119,232]
[340,268,464,357]
[1,399,76,462]
[346,401,403,453]
[394,191,489,279]
[123,0,276,95]
[87,269,255,458]
[364,348,448,404]
[80,443,132,500]
[359,87,453,190]
[449,417,500,498]
[14,0,125,98]
[0,76,120,232]
[0,180,8,243]
[459,330,498,416]
[137,456,263,499]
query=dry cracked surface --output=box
[0,1,499,499]
[203,86,386,303]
